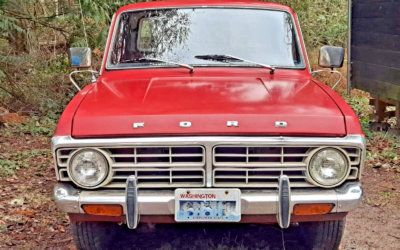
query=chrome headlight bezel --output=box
[306,147,351,188]
[67,148,112,189]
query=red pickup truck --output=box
[53,1,365,249]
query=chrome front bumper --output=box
[54,181,362,226]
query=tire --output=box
[71,221,122,250]
[297,219,345,250]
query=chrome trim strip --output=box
[52,135,366,187]
[105,6,306,71]
[52,135,366,149]
[53,182,362,216]
[105,64,306,71]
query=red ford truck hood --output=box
[72,73,346,137]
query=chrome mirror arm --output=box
[311,70,343,90]
[69,70,99,91]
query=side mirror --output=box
[318,46,345,68]
[68,47,91,68]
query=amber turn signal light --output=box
[293,204,334,215]
[82,204,123,216]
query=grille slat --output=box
[112,162,205,168]
[214,154,308,157]
[214,162,307,167]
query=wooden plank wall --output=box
[351,0,400,101]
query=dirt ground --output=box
[0,134,399,250]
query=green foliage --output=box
[381,151,398,161]
[272,0,348,49]
[0,159,28,177]
[0,50,75,121]
[379,191,392,199]
[366,151,376,161]
[0,149,51,177]
[13,149,52,159]
[80,0,135,22]
[0,1,24,77]
[4,116,57,136]
[344,95,374,137]
[68,0,145,48]
[0,0,24,35]
[0,10,24,35]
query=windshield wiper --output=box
[194,54,275,74]
[121,57,194,73]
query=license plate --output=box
[175,189,241,222]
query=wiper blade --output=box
[122,57,194,73]
[194,54,275,74]
[194,54,242,62]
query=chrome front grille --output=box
[53,136,364,189]
[56,146,206,188]
[212,146,361,188]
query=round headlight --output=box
[308,148,349,187]
[69,149,109,188]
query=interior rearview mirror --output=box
[318,46,345,68]
[68,47,92,68]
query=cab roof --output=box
[116,0,295,15]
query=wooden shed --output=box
[349,0,400,134]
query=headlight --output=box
[68,149,109,188]
[308,148,349,187]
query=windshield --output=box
[107,8,304,69]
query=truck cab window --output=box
[108,8,305,69]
